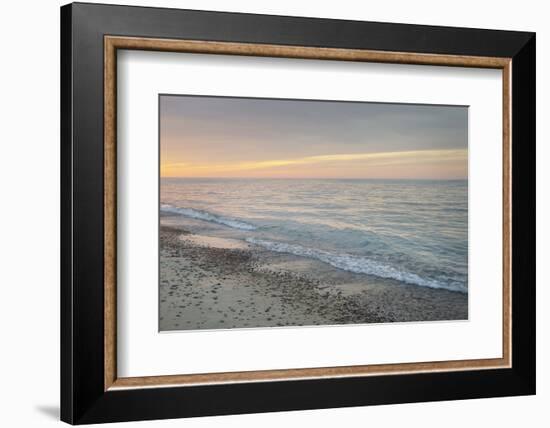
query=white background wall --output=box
[0,0,546,426]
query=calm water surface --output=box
[161,178,468,293]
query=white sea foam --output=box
[161,204,257,231]
[246,237,466,293]
[161,179,468,293]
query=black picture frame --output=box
[61,2,535,424]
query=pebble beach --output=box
[159,221,468,331]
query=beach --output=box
[158,97,469,331]
[160,220,468,331]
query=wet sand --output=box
[159,222,468,331]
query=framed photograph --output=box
[61,2,535,424]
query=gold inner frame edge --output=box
[104,35,512,391]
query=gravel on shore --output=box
[159,224,468,331]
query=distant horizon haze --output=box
[160,176,468,181]
[160,95,468,180]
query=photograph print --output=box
[159,95,468,331]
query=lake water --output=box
[161,178,468,293]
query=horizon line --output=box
[160,176,468,180]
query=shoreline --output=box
[159,220,468,331]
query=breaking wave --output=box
[246,237,466,293]
[161,204,257,231]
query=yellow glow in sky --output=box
[160,149,468,179]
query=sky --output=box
[160,95,468,179]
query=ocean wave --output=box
[246,237,466,293]
[161,204,257,231]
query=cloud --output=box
[161,149,467,178]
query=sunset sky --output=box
[160,95,468,179]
